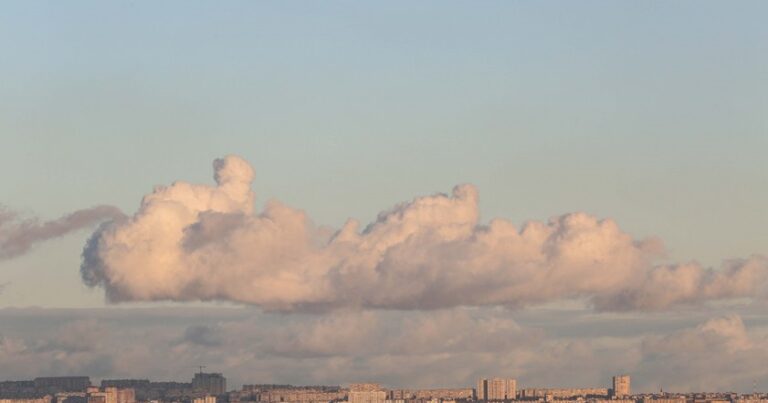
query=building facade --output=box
[192,396,217,403]
[34,379,91,393]
[518,388,609,399]
[0,398,53,403]
[476,379,515,401]
[193,374,227,396]
[348,384,386,403]
[388,389,473,401]
[612,376,630,398]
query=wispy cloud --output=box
[0,205,124,260]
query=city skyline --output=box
[6,374,768,403]
[2,0,768,395]
[3,371,768,398]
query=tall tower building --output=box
[348,383,386,403]
[192,373,226,396]
[476,379,488,401]
[506,379,516,400]
[612,375,630,398]
[477,379,515,401]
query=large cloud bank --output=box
[0,205,124,260]
[80,156,768,311]
[3,307,768,391]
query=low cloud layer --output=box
[80,156,768,311]
[0,205,125,261]
[637,314,768,391]
[2,307,768,392]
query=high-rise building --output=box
[476,379,515,401]
[612,376,630,398]
[348,384,386,403]
[192,373,226,396]
[476,380,487,401]
[507,380,516,400]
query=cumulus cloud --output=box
[636,314,768,392]
[0,205,125,260]
[80,155,768,311]
[593,257,768,311]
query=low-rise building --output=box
[0,397,53,403]
[518,388,609,399]
[192,396,217,403]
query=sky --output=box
[1,0,768,393]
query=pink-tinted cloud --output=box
[80,156,768,312]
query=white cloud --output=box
[80,156,768,312]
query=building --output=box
[34,379,91,393]
[518,388,609,399]
[192,396,217,403]
[642,398,685,403]
[85,387,109,403]
[0,397,53,403]
[192,374,226,396]
[476,380,487,401]
[114,389,134,403]
[55,392,87,403]
[0,381,38,398]
[232,385,344,403]
[348,384,386,403]
[100,382,148,391]
[388,389,473,401]
[612,376,630,398]
[476,379,515,401]
[489,379,515,401]
[80,386,133,403]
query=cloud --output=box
[0,205,125,260]
[80,155,768,312]
[0,318,115,379]
[37,319,109,353]
[179,325,223,347]
[636,314,768,392]
[593,257,768,311]
[261,310,542,359]
[4,307,768,392]
[0,307,554,388]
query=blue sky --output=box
[1,1,767,308]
